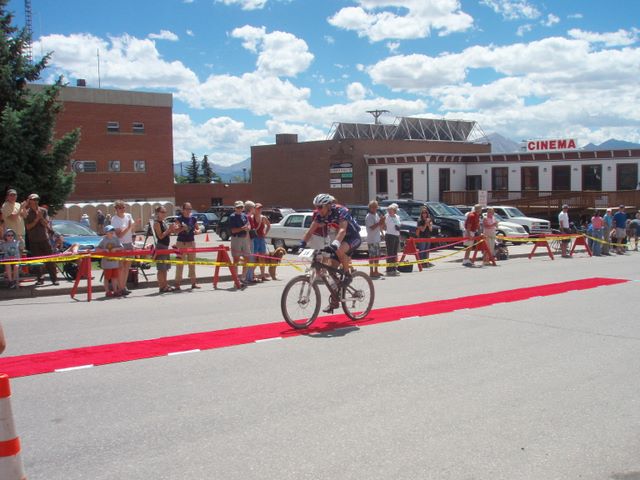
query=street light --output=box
[243,168,247,182]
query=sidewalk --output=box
[0,239,567,300]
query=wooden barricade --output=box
[528,235,555,260]
[399,237,424,272]
[570,235,592,257]
[213,246,241,289]
[470,235,496,266]
[70,255,94,301]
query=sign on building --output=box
[525,139,577,152]
[329,162,353,189]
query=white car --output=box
[489,206,551,234]
[267,211,371,253]
[491,214,529,241]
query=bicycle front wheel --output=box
[281,275,321,329]
[341,271,375,320]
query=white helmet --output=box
[313,193,334,207]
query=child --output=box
[97,225,124,297]
[1,229,21,288]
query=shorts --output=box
[230,236,252,257]
[615,228,626,241]
[104,268,119,280]
[155,254,171,272]
[561,227,571,243]
[343,235,362,255]
[368,243,381,260]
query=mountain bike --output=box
[281,249,375,329]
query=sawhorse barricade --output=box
[399,237,427,271]
[469,235,496,266]
[70,245,240,301]
[570,235,592,257]
[528,234,556,260]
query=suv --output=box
[380,200,463,237]
[192,212,219,232]
[489,206,551,234]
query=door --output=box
[466,175,482,190]
[438,168,450,201]
[397,169,413,198]
[552,165,571,191]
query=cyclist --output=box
[299,194,362,312]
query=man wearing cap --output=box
[613,205,628,254]
[1,188,27,246]
[602,208,613,255]
[25,193,58,285]
[558,204,571,258]
[229,200,251,286]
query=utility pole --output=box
[24,0,33,62]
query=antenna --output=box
[366,109,389,125]
[24,0,33,62]
[97,49,101,88]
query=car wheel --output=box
[273,239,285,250]
[219,230,229,241]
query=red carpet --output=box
[0,277,628,378]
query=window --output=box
[133,160,146,172]
[491,167,508,191]
[466,175,482,190]
[107,121,120,133]
[376,169,388,195]
[304,216,313,228]
[552,165,571,191]
[582,164,602,191]
[132,122,145,134]
[284,215,304,228]
[521,166,539,191]
[398,169,413,198]
[108,160,120,172]
[72,160,97,173]
[617,163,638,190]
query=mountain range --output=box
[173,158,251,182]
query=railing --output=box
[443,190,640,216]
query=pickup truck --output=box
[266,211,371,253]
[489,206,551,234]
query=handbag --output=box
[249,228,258,239]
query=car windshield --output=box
[53,222,98,236]
[504,207,525,217]
[205,213,219,221]
[428,202,460,216]
[379,207,412,221]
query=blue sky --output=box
[8,0,640,165]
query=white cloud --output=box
[567,13,583,20]
[186,30,195,37]
[480,0,540,20]
[542,14,560,28]
[346,82,368,101]
[516,24,533,37]
[386,41,400,53]
[33,33,198,90]
[215,0,267,10]
[148,30,179,41]
[231,25,314,76]
[324,35,335,45]
[328,0,474,42]
[568,28,640,47]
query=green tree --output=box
[0,0,80,213]
[201,154,214,183]
[186,153,200,183]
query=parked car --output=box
[455,206,529,242]
[489,206,551,234]
[51,220,103,251]
[266,211,372,253]
[192,212,219,232]
[165,216,205,235]
[380,199,465,237]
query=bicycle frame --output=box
[306,252,344,301]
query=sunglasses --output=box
[5,234,15,237]
[115,206,125,210]
[184,207,193,210]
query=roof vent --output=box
[76,79,86,87]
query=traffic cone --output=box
[0,374,26,480]
[205,233,210,242]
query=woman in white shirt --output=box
[110,200,138,294]
[384,203,401,276]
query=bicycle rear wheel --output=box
[341,271,374,320]
[281,275,321,329]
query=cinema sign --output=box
[526,138,577,152]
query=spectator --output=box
[631,213,640,251]
[602,208,613,255]
[152,205,179,293]
[96,209,106,234]
[0,322,5,354]
[244,201,259,284]
[25,193,59,285]
[558,204,571,258]
[80,213,90,228]
[462,204,481,266]
[612,205,627,254]
[1,229,21,288]
[229,200,252,286]
[97,225,124,297]
[384,203,401,276]
[590,210,604,256]
[1,188,26,248]
[250,203,271,282]
[0,211,4,238]
[416,206,433,268]
[173,202,201,290]
[111,201,138,294]
[365,200,384,278]
[105,213,112,227]
[482,207,498,265]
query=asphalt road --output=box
[1,250,639,480]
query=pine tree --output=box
[186,153,200,183]
[0,0,80,213]
[201,154,214,183]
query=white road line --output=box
[255,337,283,343]
[55,364,94,373]
[167,349,201,356]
